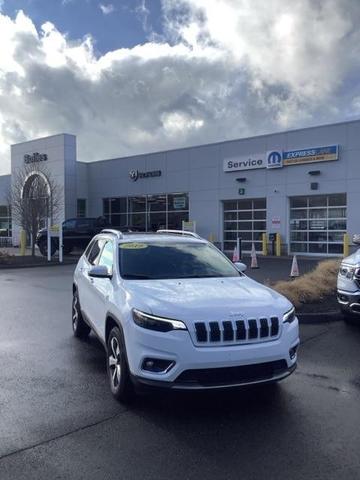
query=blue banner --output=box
[283,145,339,165]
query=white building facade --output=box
[1,119,360,256]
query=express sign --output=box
[224,145,339,172]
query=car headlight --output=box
[339,264,356,279]
[283,307,296,323]
[132,309,187,332]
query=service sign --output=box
[223,154,264,172]
[283,145,339,166]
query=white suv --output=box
[72,229,299,401]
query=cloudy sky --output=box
[0,0,360,174]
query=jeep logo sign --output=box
[129,169,162,181]
[24,152,48,164]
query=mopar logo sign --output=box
[266,150,283,169]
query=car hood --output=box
[342,249,360,266]
[125,276,292,321]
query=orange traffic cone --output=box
[290,255,299,278]
[232,245,239,262]
[250,243,259,269]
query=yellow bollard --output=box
[343,233,350,257]
[20,229,26,256]
[275,233,281,257]
[262,233,268,256]
[208,233,215,243]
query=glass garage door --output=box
[223,198,266,255]
[290,194,346,255]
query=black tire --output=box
[342,311,360,325]
[107,326,134,403]
[38,238,57,257]
[72,290,91,338]
[63,245,73,255]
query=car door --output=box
[75,218,95,251]
[78,237,106,327]
[89,240,115,337]
[62,219,77,251]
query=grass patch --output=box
[272,259,341,309]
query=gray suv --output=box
[337,234,360,323]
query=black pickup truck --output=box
[36,217,109,257]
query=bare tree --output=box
[7,163,63,256]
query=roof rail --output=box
[101,229,123,239]
[156,229,201,239]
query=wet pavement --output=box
[0,265,359,479]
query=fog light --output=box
[142,358,175,373]
[338,294,348,303]
[289,345,298,360]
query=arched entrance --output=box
[21,171,52,231]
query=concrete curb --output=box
[0,260,78,270]
[297,311,343,324]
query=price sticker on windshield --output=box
[119,243,148,250]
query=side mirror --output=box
[88,265,112,279]
[353,234,360,245]
[234,262,247,273]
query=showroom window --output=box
[0,205,11,238]
[77,199,87,218]
[290,194,346,254]
[103,193,189,231]
[223,198,266,254]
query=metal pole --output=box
[47,216,51,262]
[59,222,63,263]
[237,237,242,260]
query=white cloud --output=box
[0,2,360,175]
[99,3,115,15]
[135,0,150,32]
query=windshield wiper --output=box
[123,274,153,279]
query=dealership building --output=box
[1,119,360,256]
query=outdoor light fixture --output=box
[308,170,321,176]
[236,177,247,183]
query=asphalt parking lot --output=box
[0,265,359,479]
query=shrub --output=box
[272,259,341,308]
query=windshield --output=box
[119,242,240,280]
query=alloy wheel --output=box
[72,295,79,331]
[108,336,121,389]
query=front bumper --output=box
[132,362,297,390]
[125,318,299,389]
[337,288,360,315]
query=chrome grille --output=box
[194,317,280,345]
[354,268,360,288]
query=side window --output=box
[76,218,92,229]
[84,239,95,259]
[63,219,77,230]
[87,239,106,266]
[98,241,114,270]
